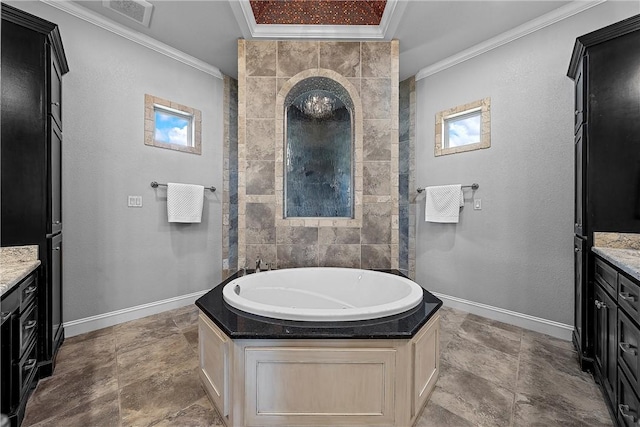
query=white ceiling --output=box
[72,0,575,80]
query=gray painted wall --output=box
[415,1,639,325]
[7,1,224,322]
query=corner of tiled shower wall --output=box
[222,75,239,279]
[399,76,416,279]
[230,39,410,272]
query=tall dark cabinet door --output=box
[49,126,62,236]
[49,235,63,346]
[574,236,586,347]
[0,20,47,247]
[573,57,585,135]
[574,129,585,237]
[594,284,617,407]
[588,29,640,233]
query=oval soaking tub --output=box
[222,267,424,321]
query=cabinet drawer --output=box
[18,304,37,357]
[618,368,640,427]
[595,258,617,298]
[18,274,37,313]
[16,340,37,401]
[619,274,640,320]
[619,309,640,392]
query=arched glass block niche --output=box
[284,77,354,218]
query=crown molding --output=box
[39,0,223,79]
[416,0,606,81]
[230,0,407,40]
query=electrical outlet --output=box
[474,199,482,210]
[128,196,143,207]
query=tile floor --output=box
[22,305,612,427]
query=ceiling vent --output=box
[102,0,154,27]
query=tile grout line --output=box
[114,328,124,427]
[509,329,525,427]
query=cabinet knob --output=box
[53,247,61,251]
[594,300,606,309]
[53,220,61,225]
[24,285,37,295]
[618,404,638,423]
[51,102,60,106]
[574,248,580,253]
[0,312,11,323]
[574,110,579,116]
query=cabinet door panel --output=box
[618,309,639,393]
[49,49,62,131]
[50,234,63,345]
[594,284,616,405]
[574,236,585,345]
[49,127,62,235]
[574,130,585,235]
[574,57,585,134]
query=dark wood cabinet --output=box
[592,253,640,425]
[594,282,617,407]
[1,3,69,381]
[0,269,40,427]
[568,13,640,373]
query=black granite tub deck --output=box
[195,269,443,340]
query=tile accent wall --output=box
[237,40,399,270]
[222,76,239,279]
[399,77,416,279]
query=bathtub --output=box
[222,267,424,322]
[196,269,442,427]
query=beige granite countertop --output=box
[0,246,40,297]
[592,233,640,281]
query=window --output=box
[144,94,202,155]
[435,98,490,156]
[154,105,192,147]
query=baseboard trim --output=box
[63,290,208,337]
[431,291,573,341]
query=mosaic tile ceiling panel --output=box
[249,0,387,25]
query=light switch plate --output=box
[474,199,482,210]
[128,196,143,207]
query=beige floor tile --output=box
[23,363,118,426]
[120,367,205,427]
[430,362,515,427]
[149,397,224,427]
[117,333,198,388]
[26,390,120,427]
[455,316,522,357]
[442,333,519,391]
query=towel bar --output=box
[150,181,216,192]
[417,183,479,193]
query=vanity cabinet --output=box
[568,14,640,371]
[0,270,40,427]
[1,3,69,378]
[592,253,640,425]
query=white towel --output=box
[425,184,464,223]
[167,183,204,223]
